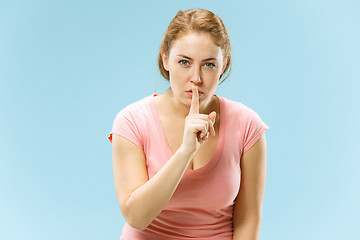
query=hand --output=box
[181,86,216,154]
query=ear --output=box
[162,52,169,71]
[221,58,227,74]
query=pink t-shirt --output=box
[108,93,269,240]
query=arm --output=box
[233,134,267,240]
[112,134,195,231]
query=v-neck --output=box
[149,93,225,176]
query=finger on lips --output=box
[190,86,216,140]
[189,86,199,114]
[193,86,217,138]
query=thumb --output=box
[209,111,216,123]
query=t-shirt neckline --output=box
[149,93,225,176]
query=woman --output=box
[108,8,269,240]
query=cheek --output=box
[169,68,186,85]
[202,70,221,81]
[170,66,185,76]
[169,76,184,92]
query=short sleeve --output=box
[242,109,269,154]
[107,107,143,149]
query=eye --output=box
[178,60,189,66]
[205,62,216,68]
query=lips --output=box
[185,90,203,98]
[186,88,204,94]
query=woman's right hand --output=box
[181,86,216,154]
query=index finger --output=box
[189,86,199,114]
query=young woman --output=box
[108,8,269,240]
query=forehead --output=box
[169,32,222,58]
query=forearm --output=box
[233,221,261,240]
[126,146,195,230]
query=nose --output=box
[190,66,202,84]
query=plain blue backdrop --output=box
[1,0,359,239]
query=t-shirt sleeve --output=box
[242,107,269,154]
[107,107,143,149]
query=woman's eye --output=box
[178,60,215,68]
[179,60,189,66]
[205,63,216,68]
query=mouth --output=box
[185,90,203,98]
[186,88,204,94]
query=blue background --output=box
[1,0,359,239]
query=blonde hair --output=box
[158,8,232,85]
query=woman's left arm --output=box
[233,134,267,240]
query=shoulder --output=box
[116,94,154,119]
[218,96,269,153]
[218,95,262,121]
[109,95,154,144]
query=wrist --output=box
[178,145,196,159]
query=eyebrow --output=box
[177,55,217,61]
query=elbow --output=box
[123,199,150,231]
[126,212,149,231]
[127,220,147,231]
